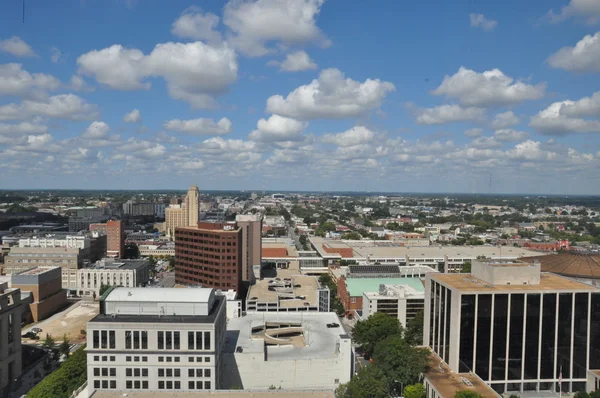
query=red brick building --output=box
[175,222,243,292]
[336,276,363,312]
[90,220,124,258]
[322,242,354,258]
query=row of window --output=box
[93,355,116,362]
[126,368,148,377]
[93,380,117,389]
[91,330,212,351]
[93,368,116,377]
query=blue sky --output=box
[1,0,600,194]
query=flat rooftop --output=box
[105,287,214,303]
[90,391,334,398]
[425,353,499,397]
[432,272,599,292]
[225,312,348,361]
[16,266,59,276]
[309,237,545,260]
[345,277,424,297]
[248,274,320,308]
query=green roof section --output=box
[345,277,424,297]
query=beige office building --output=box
[165,185,200,238]
[3,247,82,290]
[235,214,262,282]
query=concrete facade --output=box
[235,215,262,282]
[362,283,424,327]
[90,221,124,259]
[0,282,23,398]
[87,287,226,397]
[11,266,66,322]
[77,260,150,297]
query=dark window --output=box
[142,368,148,377]
[94,380,100,388]
[196,331,202,350]
[204,331,211,350]
[166,331,173,350]
[158,369,164,377]
[174,332,180,349]
[574,293,589,378]
[174,381,180,389]
[141,331,148,349]
[540,293,557,379]
[125,331,132,349]
[101,331,108,348]
[205,381,211,390]
[94,368,100,376]
[126,381,133,389]
[196,369,203,377]
[110,380,116,389]
[557,293,573,379]
[166,369,173,377]
[93,330,100,349]
[189,369,194,377]
[102,380,108,389]
[109,331,116,349]
[188,331,194,349]
[134,380,141,389]
[134,368,140,377]
[491,294,509,381]
[110,368,116,377]
[189,381,195,389]
[459,295,476,372]
[174,369,180,377]
[444,288,452,362]
[101,368,108,377]
[126,356,131,362]
[158,381,165,389]
[524,294,541,380]
[158,331,164,350]
[126,368,132,377]
[205,369,211,377]
[508,294,525,381]
[142,381,148,389]
[110,356,115,361]
[475,294,492,380]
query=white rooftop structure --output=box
[103,287,216,316]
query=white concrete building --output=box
[0,282,24,397]
[18,235,90,250]
[77,260,150,297]
[138,244,175,257]
[362,283,425,327]
[221,312,352,390]
[87,287,226,397]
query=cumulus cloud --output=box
[51,47,62,63]
[547,0,600,24]
[491,111,520,129]
[470,136,502,149]
[321,126,375,147]
[82,121,110,139]
[464,128,483,138]
[530,94,600,135]
[269,51,317,72]
[171,7,222,45]
[0,122,47,145]
[249,114,307,142]
[163,117,232,135]
[494,129,529,142]
[0,94,99,121]
[266,68,395,119]
[469,13,498,31]
[412,104,485,125]
[432,67,545,107]
[116,137,166,159]
[548,32,600,73]
[77,41,238,108]
[0,63,60,98]
[0,36,36,57]
[223,0,330,57]
[123,109,142,123]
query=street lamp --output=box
[394,380,404,397]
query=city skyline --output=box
[1,0,600,194]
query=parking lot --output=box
[23,301,99,343]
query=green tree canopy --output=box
[372,335,428,389]
[27,346,87,398]
[404,310,424,346]
[59,334,70,357]
[453,392,484,398]
[335,365,389,398]
[42,333,55,350]
[342,231,362,240]
[404,383,426,398]
[574,392,590,398]
[352,312,403,354]
[461,261,472,273]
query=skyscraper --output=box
[235,214,262,282]
[165,185,201,239]
[186,185,199,227]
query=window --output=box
[166,381,173,389]
[188,357,194,363]
[102,356,107,362]
[204,332,210,351]
[134,356,139,362]
[188,331,194,349]
[188,369,194,377]
[93,331,100,348]
[101,330,108,349]
[94,368,100,377]
[126,381,133,389]
[110,356,115,362]
[94,380,100,389]
[134,368,140,377]
[196,331,202,350]
[189,381,195,389]
[196,381,203,389]
[158,369,165,377]
[126,331,132,349]
[174,369,180,377]
[109,330,116,349]
[141,331,148,349]
[158,331,164,349]
[94,355,99,361]
[205,369,211,378]
[174,381,180,389]
[142,368,148,377]
[205,381,211,390]
[134,331,140,349]
[110,380,116,389]
[166,357,172,362]
[166,369,173,377]
[158,381,165,389]
[174,357,180,362]
[158,356,164,362]
[110,368,116,377]
[142,381,148,389]
[196,369,203,377]
[134,380,140,389]
[142,356,147,362]
[101,368,108,377]
[126,368,132,377]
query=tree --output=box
[336,366,389,398]
[27,346,87,398]
[574,392,590,398]
[590,391,600,398]
[60,334,71,357]
[99,284,112,297]
[508,395,520,398]
[404,384,426,398]
[453,392,484,398]
[372,335,428,391]
[461,261,471,273]
[123,243,140,259]
[404,310,424,346]
[352,312,403,354]
[342,231,362,240]
[42,333,55,350]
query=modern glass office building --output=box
[424,260,600,395]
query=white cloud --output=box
[547,0,600,24]
[0,94,99,121]
[0,122,47,139]
[69,75,94,92]
[494,129,529,142]
[50,47,63,63]
[177,160,206,170]
[413,104,485,125]
[469,13,498,31]
[433,67,545,107]
[464,128,483,137]
[116,137,166,159]
[548,32,600,73]
[82,121,110,139]
[321,126,375,147]
[123,109,142,123]
[0,63,60,98]
[269,51,317,72]
[491,111,520,129]
[470,136,502,149]
[163,117,232,135]
[0,36,36,57]
[171,7,222,45]
[266,68,395,119]
[530,97,600,135]
[77,42,238,109]
[223,0,330,57]
[249,114,307,142]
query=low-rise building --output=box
[11,266,66,322]
[362,283,424,327]
[138,243,175,257]
[77,259,150,297]
[221,312,352,390]
[0,282,24,398]
[86,287,226,397]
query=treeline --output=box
[27,346,87,398]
